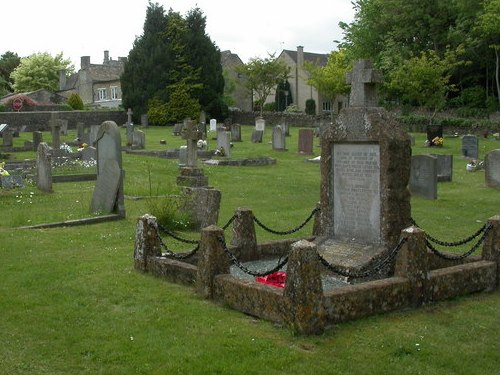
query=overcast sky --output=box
[2,0,355,70]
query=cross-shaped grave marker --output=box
[181,119,202,167]
[346,59,383,108]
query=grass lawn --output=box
[0,123,499,374]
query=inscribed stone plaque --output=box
[461,135,479,159]
[485,149,500,188]
[91,159,121,213]
[332,143,380,243]
[410,155,437,199]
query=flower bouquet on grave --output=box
[255,272,287,288]
[431,136,444,147]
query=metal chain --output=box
[253,207,320,236]
[410,218,488,247]
[157,223,200,244]
[216,235,289,277]
[156,229,200,259]
[425,223,492,260]
[317,237,408,279]
[222,214,236,230]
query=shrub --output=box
[305,99,316,115]
[67,93,84,110]
[263,102,276,112]
[147,98,169,126]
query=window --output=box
[322,101,332,112]
[111,86,119,100]
[97,88,107,101]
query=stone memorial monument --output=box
[316,59,412,280]
[485,149,500,188]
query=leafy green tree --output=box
[476,0,500,104]
[305,49,350,120]
[67,93,84,110]
[235,54,289,116]
[0,51,20,94]
[305,98,316,115]
[165,81,201,124]
[10,52,73,92]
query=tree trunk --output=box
[496,48,500,105]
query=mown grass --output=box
[0,123,499,374]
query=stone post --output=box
[394,226,429,306]
[482,215,500,289]
[283,240,326,335]
[134,214,162,272]
[230,208,258,261]
[196,226,230,299]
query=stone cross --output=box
[346,59,382,108]
[181,120,202,167]
[126,108,133,125]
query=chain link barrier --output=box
[253,207,319,236]
[216,235,289,277]
[318,237,408,279]
[156,223,200,260]
[410,218,492,260]
[221,214,236,230]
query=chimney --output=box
[104,50,110,64]
[59,70,67,91]
[297,46,304,67]
[81,56,90,69]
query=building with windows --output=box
[58,51,126,108]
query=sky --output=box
[2,0,355,70]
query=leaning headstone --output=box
[272,125,286,151]
[90,121,125,216]
[33,131,43,151]
[431,154,453,182]
[255,117,265,132]
[410,155,438,200]
[462,135,479,159]
[251,130,263,143]
[298,129,314,154]
[230,123,242,142]
[485,149,500,188]
[317,59,412,280]
[36,142,52,193]
[216,130,231,158]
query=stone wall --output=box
[229,110,330,127]
[0,111,127,131]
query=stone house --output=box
[58,51,126,108]
[220,50,253,112]
[276,46,347,114]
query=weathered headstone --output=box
[462,135,479,159]
[179,145,188,166]
[141,114,149,128]
[89,125,100,146]
[251,130,263,143]
[485,149,500,188]
[298,129,314,154]
[36,142,52,193]
[410,155,438,200]
[209,119,217,132]
[76,122,85,140]
[230,123,242,142]
[126,108,133,125]
[172,123,183,136]
[126,123,134,145]
[50,121,61,149]
[132,130,145,149]
[430,154,453,182]
[272,125,286,151]
[255,117,265,132]
[81,146,97,162]
[181,120,202,167]
[2,129,13,147]
[216,130,231,158]
[59,120,68,136]
[90,121,125,216]
[317,59,412,280]
[33,131,43,151]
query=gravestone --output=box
[89,125,100,146]
[1,175,23,189]
[76,122,85,140]
[90,121,125,216]
[231,123,242,142]
[462,135,479,159]
[36,142,52,193]
[426,125,443,145]
[81,146,97,162]
[50,121,61,149]
[199,111,206,126]
[179,145,188,166]
[0,123,8,136]
[216,130,231,158]
[430,154,453,182]
[141,114,149,128]
[272,125,286,151]
[251,130,263,143]
[410,155,438,199]
[317,59,411,280]
[132,130,145,149]
[172,123,183,136]
[209,119,217,132]
[177,120,208,187]
[126,108,133,125]
[298,129,313,154]
[485,149,500,188]
[255,117,265,132]
[33,131,43,151]
[126,123,134,145]
[59,120,68,136]
[2,129,13,147]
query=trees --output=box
[235,54,289,117]
[10,52,73,93]
[275,80,292,112]
[305,49,350,120]
[0,51,20,95]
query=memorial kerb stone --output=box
[485,149,500,188]
[216,130,231,158]
[251,130,263,143]
[272,125,286,151]
[90,121,125,216]
[316,59,412,280]
[462,135,479,159]
[298,129,313,154]
[230,123,241,142]
[36,142,52,193]
[33,131,43,151]
[409,155,438,200]
[431,154,453,182]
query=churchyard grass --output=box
[0,124,499,374]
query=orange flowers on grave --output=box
[432,137,444,147]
